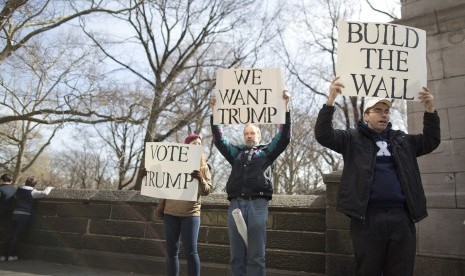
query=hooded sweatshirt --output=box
[358,121,406,207]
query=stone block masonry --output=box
[1,190,326,276]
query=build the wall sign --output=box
[141,142,202,201]
[213,68,286,125]
[336,21,426,100]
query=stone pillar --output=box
[397,0,465,274]
[323,171,354,276]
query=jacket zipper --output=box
[391,137,417,223]
[362,143,377,224]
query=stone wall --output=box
[0,182,463,275]
[396,0,465,274]
[1,189,326,276]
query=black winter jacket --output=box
[211,112,291,200]
[315,105,440,222]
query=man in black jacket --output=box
[210,91,291,276]
[314,77,440,276]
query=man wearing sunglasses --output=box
[314,77,440,276]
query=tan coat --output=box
[157,161,212,217]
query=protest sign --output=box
[141,142,202,201]
[336,21,426,100]
[213,68,286,125]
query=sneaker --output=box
[0,256,6,262]
[7,256,18,261]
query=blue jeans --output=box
[163,214,201,276]
[227,198,269,276]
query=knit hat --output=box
[184,133,202,144]
[364,98,392,113]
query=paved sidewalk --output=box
[0,259,323,276]
[0,260,154,276]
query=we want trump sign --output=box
[213,68,286,125]
[336,21,426,100]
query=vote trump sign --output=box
[142,142,202,201]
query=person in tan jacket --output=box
[156,133,212,276]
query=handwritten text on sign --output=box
[336,21,426,100]
[141,142,202,201]
[213,68,285,125]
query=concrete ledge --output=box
[42,190,325,209]
[415,255,465,276]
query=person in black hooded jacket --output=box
[314,77,440,276]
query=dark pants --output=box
[2,214,30,257]
[350,205,416,276]
[163,214,201,276]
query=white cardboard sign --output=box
[213,68,286,125]
[336,21,426,100]
[141,142,202,201]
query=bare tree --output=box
[0,38,71,180]
[94,87,149,190]
[282,0,400,128]
[1,18,146,127]
[0,0,141,62]
[263,0,363,193]
[364,0,399,21]
[272,110,339,194]
[270,0,401,192]
[79,0,282,189]
[0,119,58,184]
[0,28,148,181]
[1,2,146,180]
[279,0,362,129]
[49,142,112,189]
